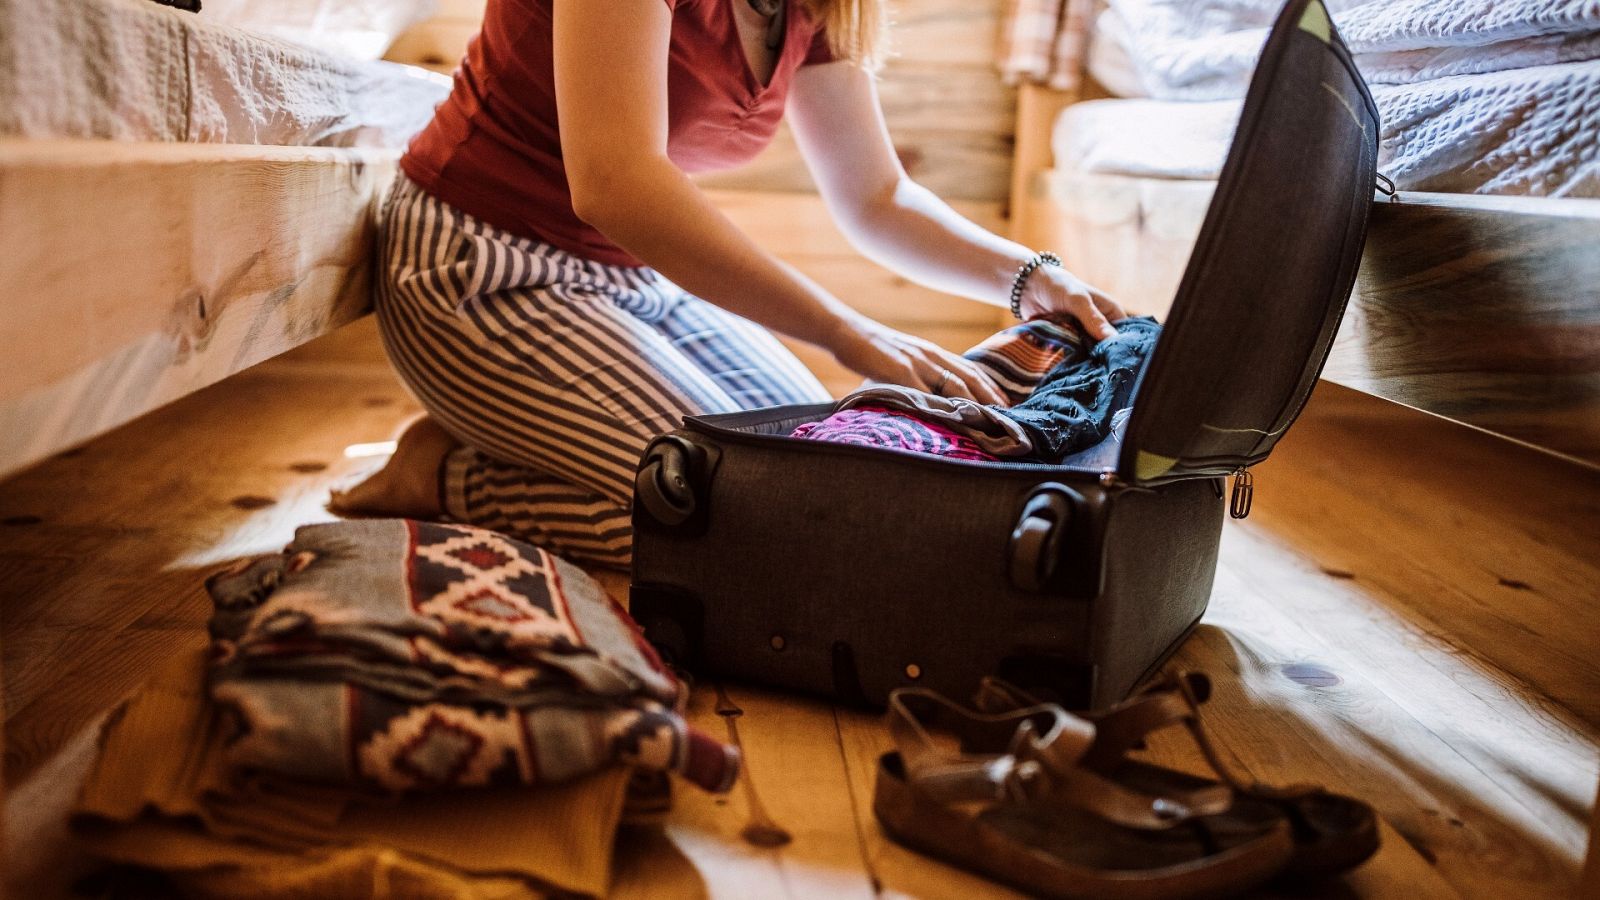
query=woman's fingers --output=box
[936,371,978,402]
[906,353,973,401]
[902,352,945,392]
[1070,292,1117,341]
[838,320,1009,406]
[926,347,1008,406]
[1089,287,1128,324]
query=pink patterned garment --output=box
[790,406,1001,461]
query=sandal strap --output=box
[887,688,1225,830]
[1014,754,1233,829]
[1083,680,1201,769]
[889,688,1091,786]
[1107,672,1320,800]
[979,673,1320,801]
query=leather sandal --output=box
[974,672,1381,878]
[873,688,1295,899]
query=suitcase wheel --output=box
[1009,488,1075,593]
[636,438,701,526]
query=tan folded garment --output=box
[72,648,630,899]
[841,386,1037,457]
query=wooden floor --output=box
[3,319,1597,898]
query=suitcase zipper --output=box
[1229,467,1255,519]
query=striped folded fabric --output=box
[963,316,1090,404]
[997,0,1094,91]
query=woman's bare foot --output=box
[328,415,458,519]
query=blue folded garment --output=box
[995,316,1161,464]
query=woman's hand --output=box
[829,314,1009,405]
[1017,265,1128,341]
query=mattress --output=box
[1088,0,1600,101]
[0,0,451,148]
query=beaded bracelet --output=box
[1009,251,1062,320]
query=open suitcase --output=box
[629,0,1380,710]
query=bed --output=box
[0,0,452,477]
[1009,0,1600,470]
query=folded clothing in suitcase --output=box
[629,0,1380,710]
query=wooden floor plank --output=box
[613,685,878,899]
[1583,777,1600,898]
[1168,390,1598,899]
[1177,573,1580,896]
[1243,385,1600,727]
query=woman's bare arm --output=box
[787,60,1126,339]
[550,0,1005,403]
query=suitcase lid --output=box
[1116,0,1379,487]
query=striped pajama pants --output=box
[375,174,830,568]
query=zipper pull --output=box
[1375,172,1398,202]
[1229,468,1254,519]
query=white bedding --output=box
[201,0,438,61]
[1061,0,1600,197]
[0,0,451,148]
[1090,0,1600,100]
[1054,58,1600,196]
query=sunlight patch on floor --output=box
[162,480,346,572]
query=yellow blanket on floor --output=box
[71,648,630,899]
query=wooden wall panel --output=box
[384,0,484,72]
[383,0,1020,201]
[692,120,1013,202]
[875,62,1015,135]
[383,19,479,73]
[888,0,1005,66]
[700,0,1016,202]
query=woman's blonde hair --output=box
[804,0,887,69]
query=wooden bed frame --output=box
[0,140,397,479]
[1007,82,1600,472]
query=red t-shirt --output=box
[401,0,835,267]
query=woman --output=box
[334,0,1126,567]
